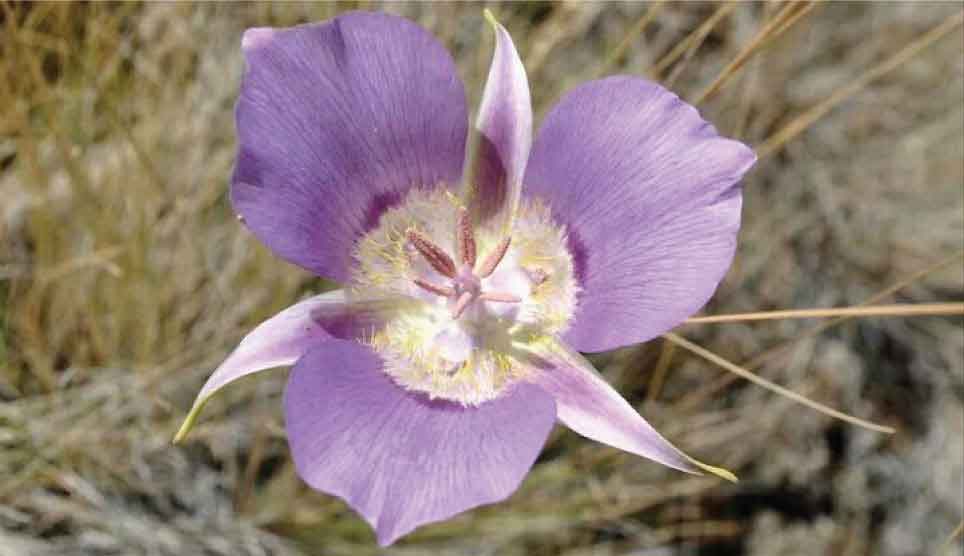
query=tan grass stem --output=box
[664,333,896,434]
[645,340,677,404]
[597,0,665,77]
[939,519,964,554]
[756,9,964,158]
[679,250,964,410]
[650,2,738,80]
[685,303,964,324]
[692,1,816,105]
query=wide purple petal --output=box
[524,77,756,352]
[233,12,468,282]
[466,12,532,231]
[523,338,735,482]
[284,339,556,546]
[174,290,390,442]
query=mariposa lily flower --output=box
[175,10,755,546]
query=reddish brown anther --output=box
[477,237,511,278]
[407,230,457,278]
[456,207,476,267]
[407,207,522,320]
[413,278,455,298]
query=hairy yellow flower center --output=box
[347,187,579,405]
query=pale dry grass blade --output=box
[756,9,964,158]
[767,0,818,40]
[645,339,677,404]
[939,519,964,554]
[597,0,665,78]
[34,246,125,284]
[685,302,964,324]
[664,333,896,434]
[650,1,737,82]
[524,4,600,80]
[692,1,816,104]
[680,250,964,409]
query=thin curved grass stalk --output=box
[939,520,964,554]
[756,9,964,158]
[645,339,677,404]
[685,302,964,324]
[597,0,665,78]
[680,250,964,410]
[692,1,817,104]
[663,333,896,434]
[651,2,737,83]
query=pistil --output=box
[407,208,521,319]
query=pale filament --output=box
[479,292,521,303]
[408,209,520,319]
[452,291,474,319]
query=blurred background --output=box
[1,2,962,555]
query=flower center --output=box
[407,207,523,321]
[348,187,578,405]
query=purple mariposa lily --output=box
[175,11,755,546]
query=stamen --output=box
[479,291,521,303]
[477,237,511,278]
[456,207,476,266]
[452,291,474,319]
[413,278,455,298]
[407,230,457,278]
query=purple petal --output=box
[284,339,556,546]
[523,338,736,482]
[233,13,468,282]
[466,12,532,231]
[174,290,389,442]
[524,77,756,352]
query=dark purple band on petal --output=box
[524,76,756,352]
[233,12,468,282]
[284,339,556,546]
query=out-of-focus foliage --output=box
[0,2,961,555]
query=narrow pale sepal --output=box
[465,10,532,233]
[520,337,736,482]
[174,290,393,443]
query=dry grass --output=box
[1,2,962,555]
